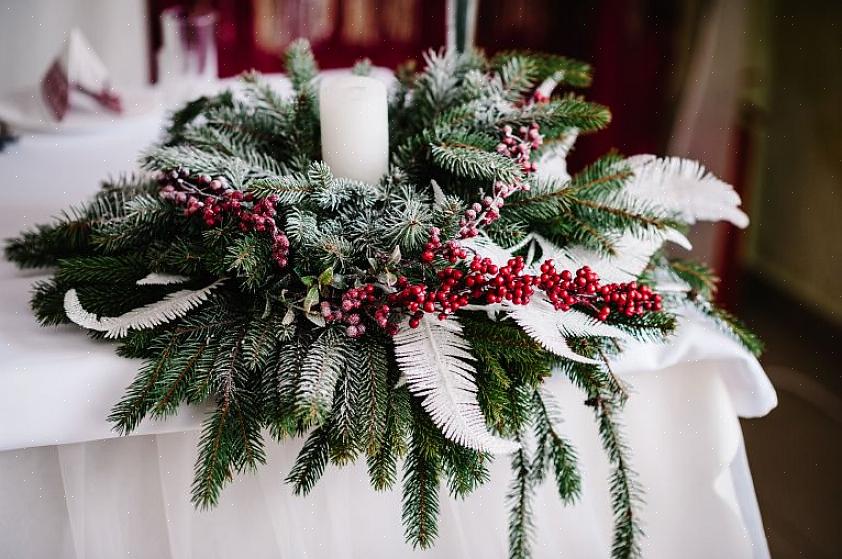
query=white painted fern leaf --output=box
[625,155,749,228]
[506,296,611,365]
[136,272,190,285]
[63,281,222,338]
[511,294,629,340]
[535,129,578,184]
[392,315,519,454]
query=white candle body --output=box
[319,76,389,184]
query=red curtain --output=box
[148,0,446,80]
[475,0,684,171]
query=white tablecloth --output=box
[0,80,777,559]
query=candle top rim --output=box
[319,75,387,95]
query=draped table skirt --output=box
[0,355,772,559]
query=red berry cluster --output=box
[159,169,290,268]
[496,123,543,173]
[536,262,663,320]
[320,285,380,338]
[420,227,468,265]
[458,124,542,239]
[531,90,550,104]
[475,255,535,305]
[325,225,663,338]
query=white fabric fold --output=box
[0,360,771,558]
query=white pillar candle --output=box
[319,76,389,184]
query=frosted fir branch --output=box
[497,55,538,102]
[352,58,373,76]
[63,281,222,338]
[284,38,318,93]
[491,51,593,88]
[499,96,611,136]
[295,328,349,426]
[431,143,523,184]
[393,315,519,454]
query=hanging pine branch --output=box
[507,433,535,559]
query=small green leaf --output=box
[330,273,346,290]
[282,307,296,325]
[318,267,334,287]
[388,245,402,265]
[378,271,398,286]
[303,286,320,313]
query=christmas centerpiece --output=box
[5,41,760,559]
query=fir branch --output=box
[55,254,148,284]
[598,399,642,559]
[531,389,581,503]
[492,51,593,88]
[165,91,235,143]
[497,55,538,101]
[507,434,535,559]
[499,96,611,136]
[352,337,389,454]
[241,314,281,373]
[150,341,210,418]
[30,278,70,326]
[669,259,718,299]
[295,328,348,427]
[402,405,442,549]
[5,190,136,267]
[268,336,310,440]
[286,426,331,495]
[191,403,235,508]
[284,39,318,93]
[108,333,178,434]
[441,442,489,499]
[431,143,522,184]
[368,386,411,491]
[692,299,764,357]
[247,174,312,205]
[225,233,272,290]
[91,194,175,253]
[558,354,644,559]
[327,368,360,465]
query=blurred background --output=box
[1,0,839,556]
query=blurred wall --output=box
[746,0,842,325]
[0,0,149,93]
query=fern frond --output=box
[63,281,222,338]
[393,315,519,454]
[625,156,749,228]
